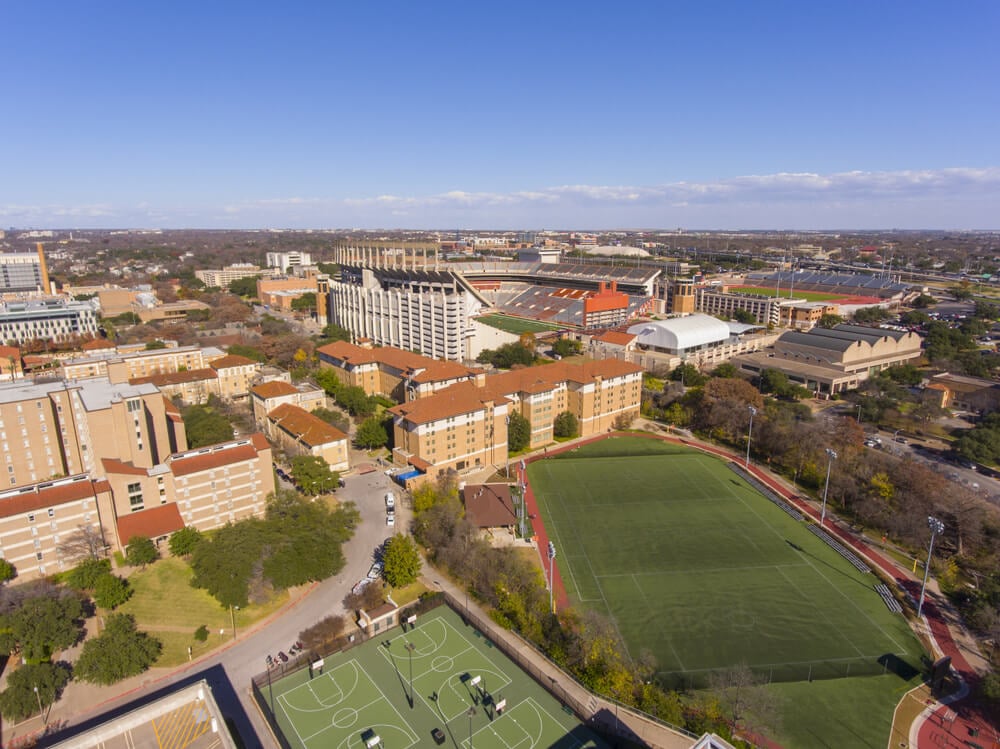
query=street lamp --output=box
[33,685,45,724]
[405,642,416,708]
[230,605,240,640]
[467,706,476,749]
[856,404,862,424]
[547,541,557,614]
[820,448,837,527]
[917,516,945,618]
[745,405,758,469]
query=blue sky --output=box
[3,1,998,229]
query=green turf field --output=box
[529,438,924,690]
[730,285,845,302]
[261,605,606,749]
[477,314,563,334]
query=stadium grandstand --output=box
[743,270,917,301]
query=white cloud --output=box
[3,167,998,228]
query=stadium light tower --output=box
[820,448,837,527]
[547,541,557,613]
[917,516,945,618]
[745,405,758,469]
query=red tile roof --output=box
[593,331,636,346]
[251,381,299,399]
[81,339,115,351]
[210,355,258,370]
[267,403,347,446]
[129,368,218,387]
[317,341,480,384]
[101,458,149,476]
[0,477,109,520]
[117,503,185,545]
[169,442,261,476]
[462,484,516,528]
[388,383,508,425]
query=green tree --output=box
[194,624,210,642]
[732,308,756,324]
[65,558,111,591]
[335,384,376,418]
[817,313,845,328]
[553,411,579,438]
[190,519,269,608]
[508,411,530,452]
[0,662,71,721]
[669,363,706,387]
[93,574,132,609]
[311,407,351,433]
[476,343,535,369]
[355,416,389,449]
[711,362,738,378]
[144,339,167,350]
[291,293,317,313]
[228,276,261,297]
[125,536,159,567]
[853,306,890,324]
[75,614,161,685]
[290,455,340,495]
[227,344,268,363]
[181,404,234,448]
[0,560,16,583]
[911,294,935,309]
[0,589,84,662]
[168,527,204,557]
[381,534,422,588]
[551,338,582,357]
[319,323,352,343]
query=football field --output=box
[528,437,924,688]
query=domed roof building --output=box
[626,314,731,356]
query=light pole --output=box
[547,541,556,614]
[856,404,862,424]
[405,642,416,708]
[918,516,945,618]
[230,605,240,640]
[820,448,837,527]
[467,706,476,749]
[745,405,758,469]
[33,685,45,724]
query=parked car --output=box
[278,651,289,663]
[386,512,395,527]
[385,492,396,510]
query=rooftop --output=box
[268,403,347,446]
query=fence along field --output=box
[528,437,925,689]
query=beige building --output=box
[731,324,923,395]
[210,354,261,400]
[60,344,217,381]
[249,380,327,424]
[130,368,221,405]
[388,358,643,477]
[317,340,482,401]
[265,403,349,471]
[195,264,275,288]
[137,300,211,323]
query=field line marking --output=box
[595,561,811,578]
[775,565,865,658]
[356,660,420,745]
[275,693,311,749]
[632,572,687,671]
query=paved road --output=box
[37,468,407,748]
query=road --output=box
[43,468,407,748]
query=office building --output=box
[266,251,313,273]
[0,299,99,345]
[0,243,51,294]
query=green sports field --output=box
[729,285,844,302]
[528,437,924,689]
[477,314,563,334]
[260,605,606,749]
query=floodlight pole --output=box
[745,405,757,469]
[918,516,945,618]
[405,642,416,708]
[820,448,837,528]
[856,404,862,424]
[547,541,556,614]
[33,685,44,724]
[467,706,476,749]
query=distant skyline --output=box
[3,1,998,230]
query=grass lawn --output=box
[477,314,563,334]
[528,437,925,747]
[388,580,429,606]
[730,285,846,302]
[120,557,290,666]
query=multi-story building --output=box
[696,287,801,327]
[582,281,631,328]
[0,244,51,294]
[195,264,275,289]
[265,404,349,471]
[130,368,220,405]
[210,354,261,400]
[249,380,327,424]
[0,299,99,345]
[326,266,482,361]
[388,358,642,477]
[266,251,313,273]
[60,344,222,382]
[317,340,481,401]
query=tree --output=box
[508,412,530,452]
[612,412,635,431]
[911,294,935,309]
[312,407,351,433]
[228,276,261,297]
[711,362,738,378]
[319,323,352,343]
[291,293,317,314]
[181,403,234,448]
[709,662,782,735]
[227,343,268,363]
[168,527,204,557]
[57,524,108,562]
[669,363,706,387]
[476,343,535,369]
[144,339,167,350]
[290,455,340,495]
[853,306,890,324]
[732,308,756,324]
[817,313,844,328]
[94,574,132,609]
[299,615,346,652]
[552,338,583,357]
[553,411,579,438]
[0,662,71,721]
[0,588,84,661]
[194,624,210,642]
[75,613,161,685]
[125,536,159,567]
[355,417,389,449]
[0,560,15,584]
[335,384,376,418]
[66,558,112,591]
[381,534,422,588]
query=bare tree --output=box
[57,524,108,563]
[709,662,782,737]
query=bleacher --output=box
[874,582,903,614]
[728,464,804,521]
[807,525,872,575]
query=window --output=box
[127,482,144,512]
[47,508,54,518]
[27,513,34,523]
[36,552,43,561]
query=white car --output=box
[386,512,395,527]
[385,492,396,510]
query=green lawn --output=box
[529,437,925,747]
[260,604,605,749]
[730,285,846,302]
[120,557,290,666]
[476,314,563,334]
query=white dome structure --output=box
[627,314,731,355]
[586,245,651,258]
